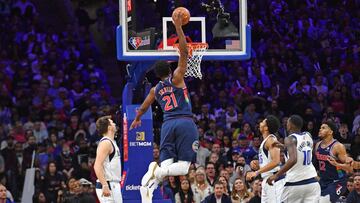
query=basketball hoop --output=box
[173,43,208,79]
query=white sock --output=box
[155,160,191,180]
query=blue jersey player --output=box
[315,120,353,202]
[130,10,199,199]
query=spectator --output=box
[312,73,329,96]
[336,123,352,144]
[33,192,47,203]
[56,143,78,179]
[264,100,284,120]
[217,176,230,196]
[346,175,360,203]
[78,178,96,202]
[197,104,216,123]
[192,167,213,202]
[243,104,260,128]
[201,181,231,203]
[237,137,257,164]
[162,176,179,202]
[42,161,66,203]
[175,178,196,203]
[231,178,253,203]
[248,179,262,203]
[205,162,217,187]
[0,184,13,203]
[33,121,48,144]
[153,146,160,164]
[345,177,354,197]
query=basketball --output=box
[172,7,190,25]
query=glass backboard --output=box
[117,0,251,61]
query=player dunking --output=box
[267,115,320,203]
[246,115,285,203]
[129,10,199,199]
[94,116,122,203]
[315,120,353,203]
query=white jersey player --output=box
[247,115,284,203]
[94,116,123,203]
[267,115,320,203]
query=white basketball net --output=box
[174,43,208,79]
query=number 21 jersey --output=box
[155,77,193,121]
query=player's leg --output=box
[319,195,331,203]
[154,118,198,180]
[142,121,176,187]
[281,186,303,203]
[327,180,347,203]
[319,181,331,203]
[142,158,177,197]
[274,178,285,203]
[261,178,271,202]
[261,178,284,203]
[302,182,321,203]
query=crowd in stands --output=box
[0,0,359,203]
[0,0,118,202]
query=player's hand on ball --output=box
[267,174,277,186]
[172,11,183,27]
[130,119,141,130]
[102,185,111,197]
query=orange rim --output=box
[173,43,208,57]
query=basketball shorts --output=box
[261,176,285,203]
[160,117,199,162]
[281,178,320,203]
[320,178,347,203]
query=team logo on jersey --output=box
[192,141,199,152]
[336,184,343,195]
[136,132,145,141]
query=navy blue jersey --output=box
[154,77,193,121]
[315,140,346,184]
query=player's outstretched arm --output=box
[172,11,188,87]
[267,136,297,185]
[130,87,156,130]
[247,137,280,181]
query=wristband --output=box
[255,171,260,176]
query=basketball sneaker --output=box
[141,162,159,187]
